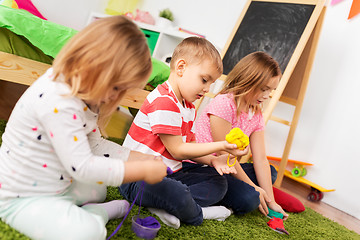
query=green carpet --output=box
[0,119,359,240]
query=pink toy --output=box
[15,0,46,20]
[134,9,155,25]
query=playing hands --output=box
[267,201,289,220]
[254,186,271,217]
[223,141,250,158]
[143,156,168,184]
[255,186,289,221]
[211,154,238,175]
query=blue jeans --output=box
[218,163,278,215]
[119,162,277,225]
[119,162,228,226]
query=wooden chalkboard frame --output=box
[219,0,326,187]
[222,1,315,75]
[221,0,325,119]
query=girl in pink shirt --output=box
[196,51,288,219]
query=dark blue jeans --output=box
[218,163,278,215]
[119,162,228,225]
[119,162,277,225]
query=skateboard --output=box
[272,164,335,201]
[267,156,313,178]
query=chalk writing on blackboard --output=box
[222,1,315,75]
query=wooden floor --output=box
[280,177,360,235]
[1,80,359,235]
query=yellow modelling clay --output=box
[227,155,237,167]
[226,128,249,167]
[225,127,249,150]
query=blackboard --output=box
[222,1,315,75]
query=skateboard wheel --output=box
[308,188,323,202]
[307,192,319,201]
[301,168,307,177]
[318,191,324,201]
[291,167,302,177]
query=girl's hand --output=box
[210,154,238,175]
[254,186,271,216]
[222,141,250,158]
[142,157,168,184]
[268,201,289,220]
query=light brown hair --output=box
[219,51,281,114]
[170,37,223,75]
[52,16,151,132]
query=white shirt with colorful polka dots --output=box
[0,68,130,199]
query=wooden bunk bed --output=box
[0,5,171,138]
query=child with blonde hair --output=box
[195,51,288,219]
[0,16,167,240]
[120,37,249,228]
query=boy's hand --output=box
[211,154,237,175]
[143,157,168,184]
[223,141,250,158]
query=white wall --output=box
[31,0,108,31]
[266,0,360,220]
[31,0,359,219]
[137,0,247,50]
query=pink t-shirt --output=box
[195,93,264,143]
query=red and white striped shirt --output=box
[123,81,196,172]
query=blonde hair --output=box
[170,37,223,75]
[52,16,151,132]
[219,51,281,115]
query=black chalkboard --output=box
[222,1,315,75]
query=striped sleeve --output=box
[143,96,182,135]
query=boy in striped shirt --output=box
[120,37,249,228]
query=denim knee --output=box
[270,165,278,184]
[193,174,228,207]
[158,180,203,225]
[232,189,260,215]
[119,180,203,226]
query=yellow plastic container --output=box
[105,0,139,15]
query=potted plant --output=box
[159,8,174,21]
[157,8,174,28]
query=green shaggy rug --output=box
[0,120,359,240]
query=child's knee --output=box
[166,186,203,225]
[212,175,228,198]
[232,190,260,215]
[67,182,107,205]
[270,165,278,184]
[72,217,106,240]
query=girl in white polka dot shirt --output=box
[195,51,288,220]
[0,16,167,240]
